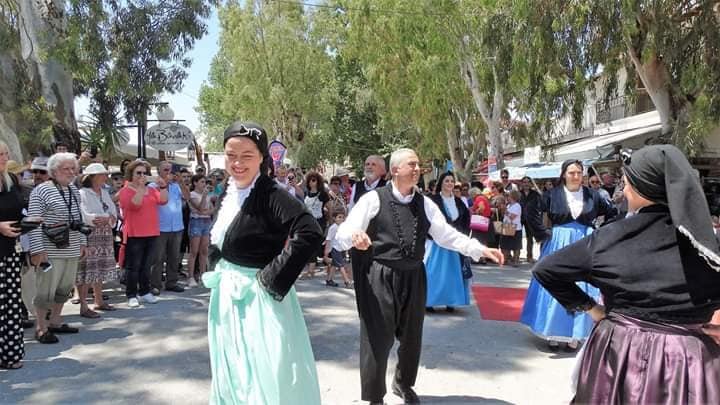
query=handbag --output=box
[43,223,70,248]
[470,214,489,232]
[501,222,517,237]
[492,211,504,234]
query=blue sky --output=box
[75,10,220,146]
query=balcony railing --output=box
[596,92,655,124]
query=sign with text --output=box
[523,146,541,165]
[145,123,194,151]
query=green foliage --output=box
[198,1,335,157]
[60,0,215,136]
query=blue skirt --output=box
[423,242,470,307]
[520,222,600,342]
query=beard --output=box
[364,169,377,182]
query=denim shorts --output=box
[330,248,346,268]
[189,217,212,238]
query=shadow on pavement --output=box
[419,394,514,404]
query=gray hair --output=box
[468,187,482,198]
[0,140,12,191]
[47,152,78,178]
[366,155,387,173]
[388,148,417,173]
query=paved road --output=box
[1,262,577,404]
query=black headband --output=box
[223,121,269,157]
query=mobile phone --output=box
[38,262,52,273]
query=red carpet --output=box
[471,285,527,322]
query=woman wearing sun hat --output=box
[77,163,118,318]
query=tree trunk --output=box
[626,44,674,136]
[460,54,505,170]
[0,47,24,161]
[18,0,79,153]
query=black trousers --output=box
[353,258,426,402]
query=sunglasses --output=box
[287,176,295,180]
[134,171,147,176]
[102,202,109,212]
[501,176,508,179]
[32,169,47,175]
[590,180,601,184]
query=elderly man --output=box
[336,148,504,404]
[28,153,88,343]
[30,157,50,186]
[348,155,387,210]
[150,161,188,294]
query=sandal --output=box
[0,362,23,369]
[48,324,79,334]
[80,309,101,319]
[35,330,59,344]
[94,303,116,311]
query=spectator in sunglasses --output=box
[30,157,50,186]
[589,175,611,202]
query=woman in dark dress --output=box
[533,145,720,404]
[520,160,614,350]
[0,141,26,369]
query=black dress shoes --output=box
[392,382,420,404]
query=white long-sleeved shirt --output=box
[336,182,488,261]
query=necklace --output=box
[388,199,418,258]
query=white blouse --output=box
[79,187,117,226]
[440,194,459,222]
[564,186,584,220]
[211,174,259,248]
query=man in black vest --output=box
[336,148,504,404]
[349,155,387,209]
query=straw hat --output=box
[6,160,29,175]
[83,163,109,176]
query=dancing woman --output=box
[532,145,720,404]
[424,171,472,312]
[202,121,323,404]
[520,160,614,350]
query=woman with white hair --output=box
[77,163,118,317]
[0,141,27,368]
[28,152,88,344]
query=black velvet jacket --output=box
[429,194,470,234]
[528,185,615,241]
[208,174,323,301]
[532,205,720,324]
[519,189,542,238]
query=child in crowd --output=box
[323,211,352,288]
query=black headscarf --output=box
[435,171,455,194]
[223,121,274,177]
[559,159,583,184]
[623,144,720,272]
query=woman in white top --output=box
[500,190,523,265]
[78,163,118,318]
[187,174,213,288]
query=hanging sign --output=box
[145,123,194,151]
[268,140,287,169]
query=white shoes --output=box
[187,279,198,288]
[128,297,140,308]
[139,292,158,304]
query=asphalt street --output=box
[1,261,577,405]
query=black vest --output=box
[365,185,430,270]
[354,178,387,203]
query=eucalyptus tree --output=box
[520,0,720,155]
[198,0,336,153]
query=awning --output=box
[488,159,596,181]
[551,123,662,161]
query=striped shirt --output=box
[28,181,87,258]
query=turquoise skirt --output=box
[202,260,321,405]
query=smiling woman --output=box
[202,121,323,404]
